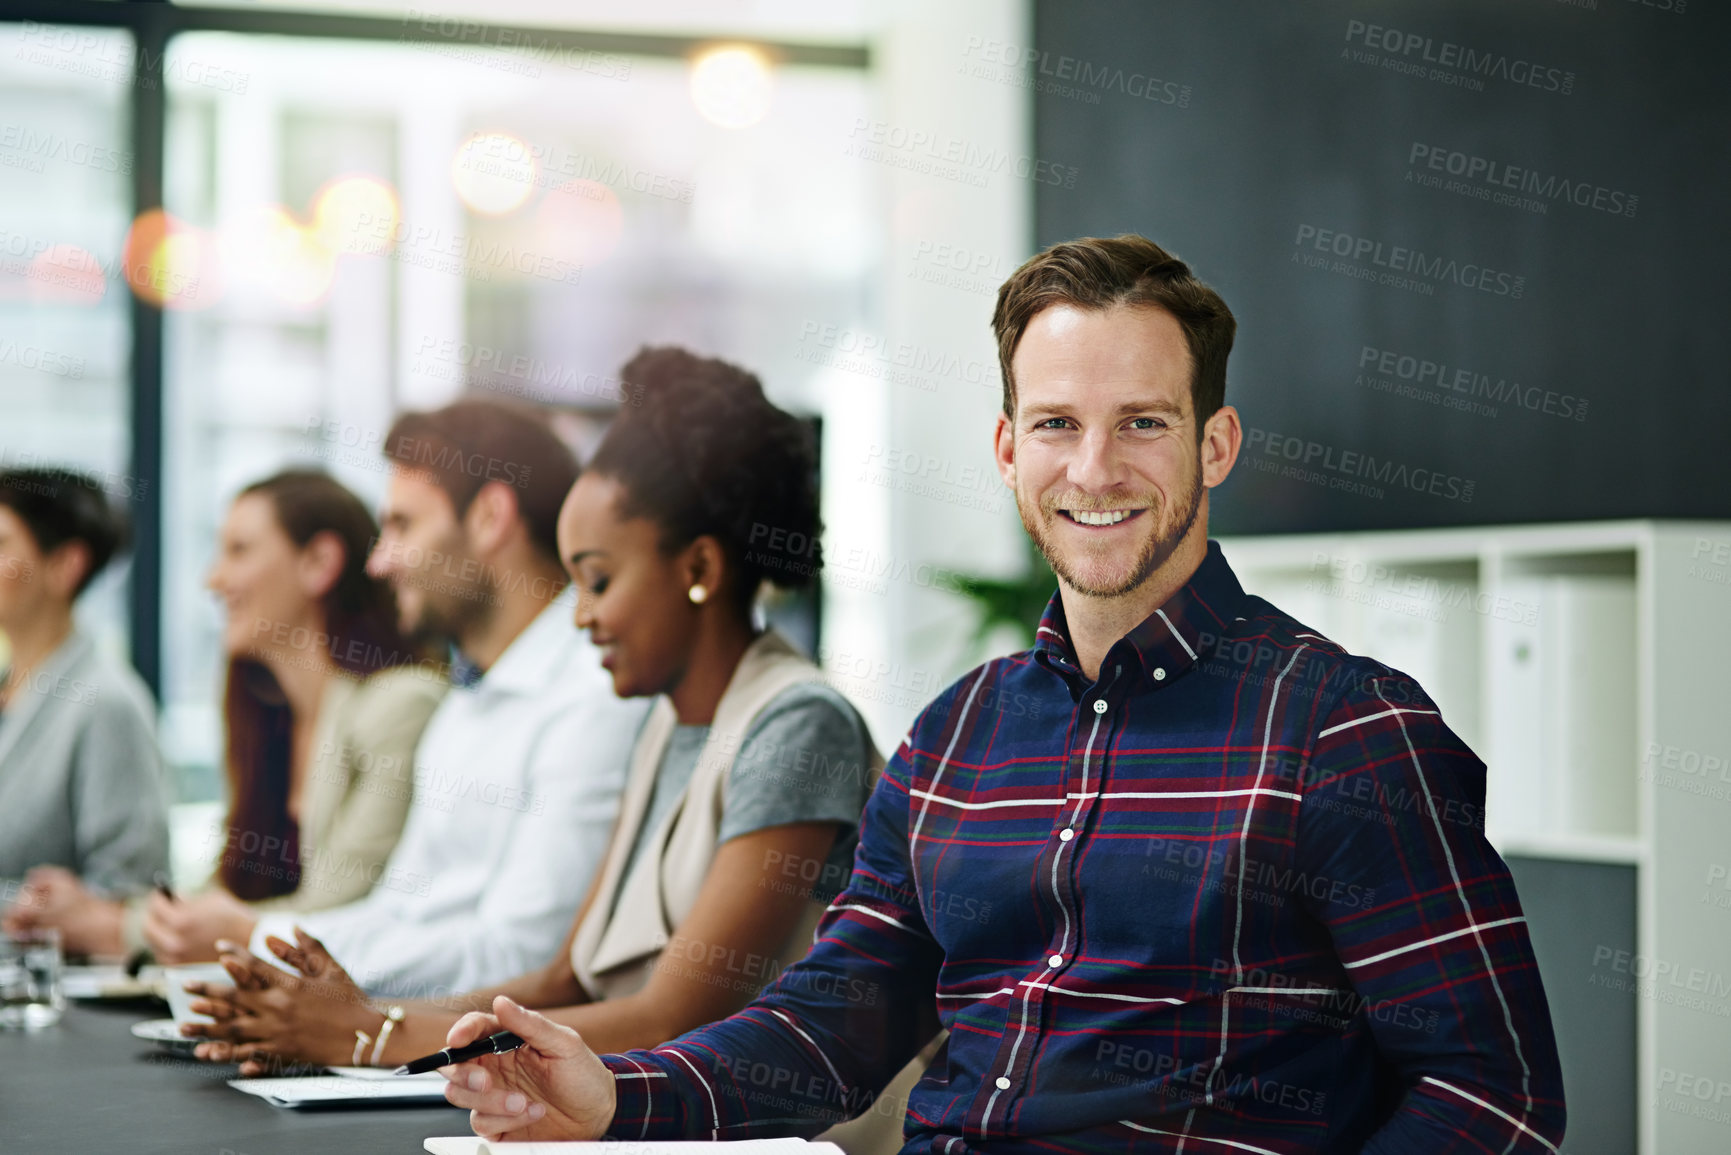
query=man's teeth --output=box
[1068,509,1135,526]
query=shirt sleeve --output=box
[1295,665,1566,1152]
[252,672,444,914]
[72,680,169,897]
[256,692,643,997]
[716,683,875,900]
[600,737,943,1140]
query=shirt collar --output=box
[459,591,584,696]
[1032,539,1247,686]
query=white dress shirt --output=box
[250,595,647,997]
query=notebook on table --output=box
[228,1067,451,1108]
[424,1140,844,1154]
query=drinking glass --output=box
[0,928,64,1029]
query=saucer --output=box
[130,1018,200,1055]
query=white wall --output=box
[818,0,1033,751]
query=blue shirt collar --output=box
[1032,539,1247,686]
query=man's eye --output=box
[1037,418,1069,430]
[1130,418,1166,430]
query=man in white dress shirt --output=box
[243,399,647,996]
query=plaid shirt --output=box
[602,540,1565,1153]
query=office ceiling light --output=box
[452,131,538,216]
[689,45,774,129]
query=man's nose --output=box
[366,536,394,578]
[1067,427,1126,492]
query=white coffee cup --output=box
[163,963,232,1025]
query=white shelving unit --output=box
[1216,520,1731,1155]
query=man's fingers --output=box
[494,994,583,1059]
[443,1074,543,1120]
[468,1101,547,1136]
[445,1011,501,1050]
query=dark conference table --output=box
[1,1000,469,1154]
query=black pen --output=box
[124,874,179,978]
[394,1029,525,1075]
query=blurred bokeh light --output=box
[123,209,216,310]
[312,175,400,257]
[689,45,774,129]
[451,131,538,216]
[533,178,624,266]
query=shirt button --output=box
[1092,699,1107,714]
[1058,828,1074,842]
[995,1076,1011,1091]
[1048,954,1064,968]
[1153,667,1166,681]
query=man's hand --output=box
[441,996,617,1142]
[144,889,257,964]
[2,866,123,956]
[185,927,374,1074]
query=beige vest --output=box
[570,630,882,1001]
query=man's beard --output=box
[1017,460,1203,599]
[399,531,489,647]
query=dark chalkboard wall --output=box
[1033,0,1729,535]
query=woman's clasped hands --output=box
[179,926,378,1074]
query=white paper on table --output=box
[228,1070,449,1107]
[62,966,129,998]
[425,1139,842,1154]
[62,964,160,999]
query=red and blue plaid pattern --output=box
[601,540,1565,1153]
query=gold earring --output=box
[688,584,709,605]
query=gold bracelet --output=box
[369,1004,405,1067]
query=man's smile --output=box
[1058,508,1147,528]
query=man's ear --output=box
[42,540,92,601]
[463,481,522,557]
[993,411,1016,489]
[1199,403,1242,489]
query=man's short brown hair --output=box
[991,234,1236,435]
[383,398,578,562]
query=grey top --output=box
[615,681,875,912]
[0,631,168,897]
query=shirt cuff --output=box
[601,1051,679,1139]
[120,893,150,956]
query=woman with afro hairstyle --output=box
[186,347,883,1091]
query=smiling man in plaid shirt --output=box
[440,235,1567,1153]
